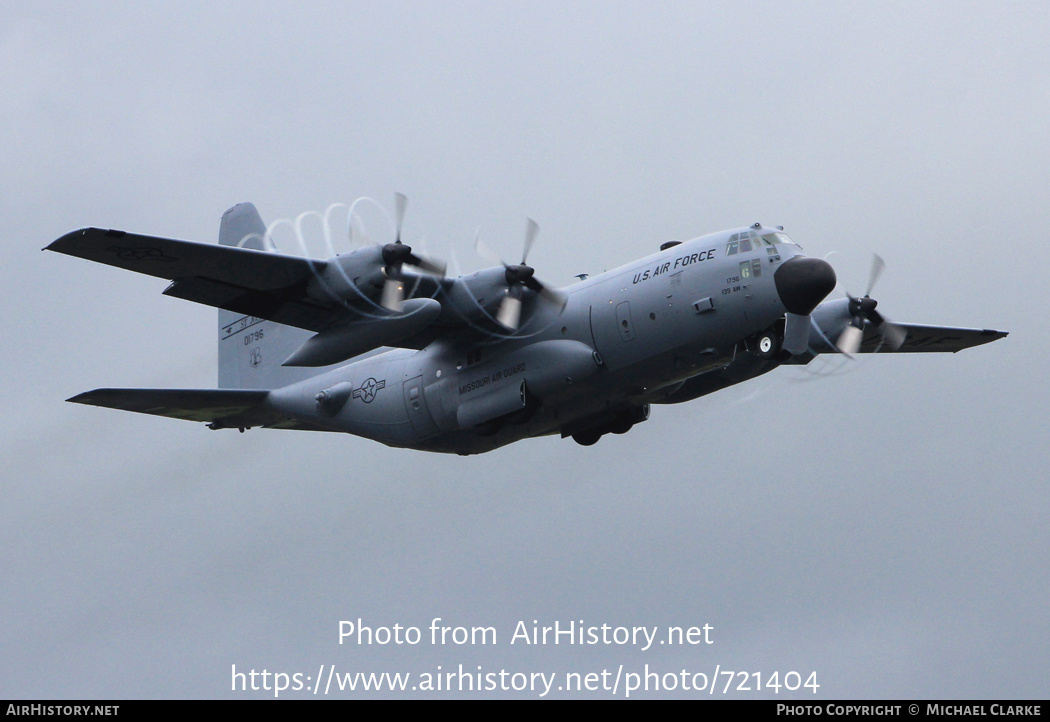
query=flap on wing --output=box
[163,276,332,332]
[859,324,1008,353]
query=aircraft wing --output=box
[46,228,336,332]
[46,226,486,362]
[857,323,1008,353]
[67,388,331,431]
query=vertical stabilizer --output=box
[217,203,313,389]
[219,202,269,250]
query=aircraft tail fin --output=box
[219,202,269,250]
[217,204,313,389]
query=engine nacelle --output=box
[283,298,442,367]
[307,247,386,304]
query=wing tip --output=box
[66,390,99,404]
[45,228,113,253]
[949,328,1008,353]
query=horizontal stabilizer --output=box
[66,388,319,430]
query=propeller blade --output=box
[833,253,905,357]
[530,279,567,310]
[865,253,886,297]
[409,254,447,277]
[881,321,906,351]
[394,192,407,244]
[873,315,906,351]
[380,194,446,279]
[522,218,539,264]
[381,276,404,312]
[782,312,811,355]
[348,214,372,248]
[479,217,565,330]
[837,324,863,357]
[474,229,505,268]
[496,294,523,330]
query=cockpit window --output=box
[726,231,758,255]
[761,232,795,246]
[727,230,800,255]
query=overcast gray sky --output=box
[2,0,1046,699]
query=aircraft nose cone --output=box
[774,256,837,316]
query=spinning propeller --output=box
[476,218,565,330]
[836,254,906,357]
[378,193,446,311]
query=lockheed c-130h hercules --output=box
[47,196,1007,455]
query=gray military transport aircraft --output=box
[47,197,1007,454]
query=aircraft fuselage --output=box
[264,227,795,454]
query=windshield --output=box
[726,230,797,255]
[761,232,795,246]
